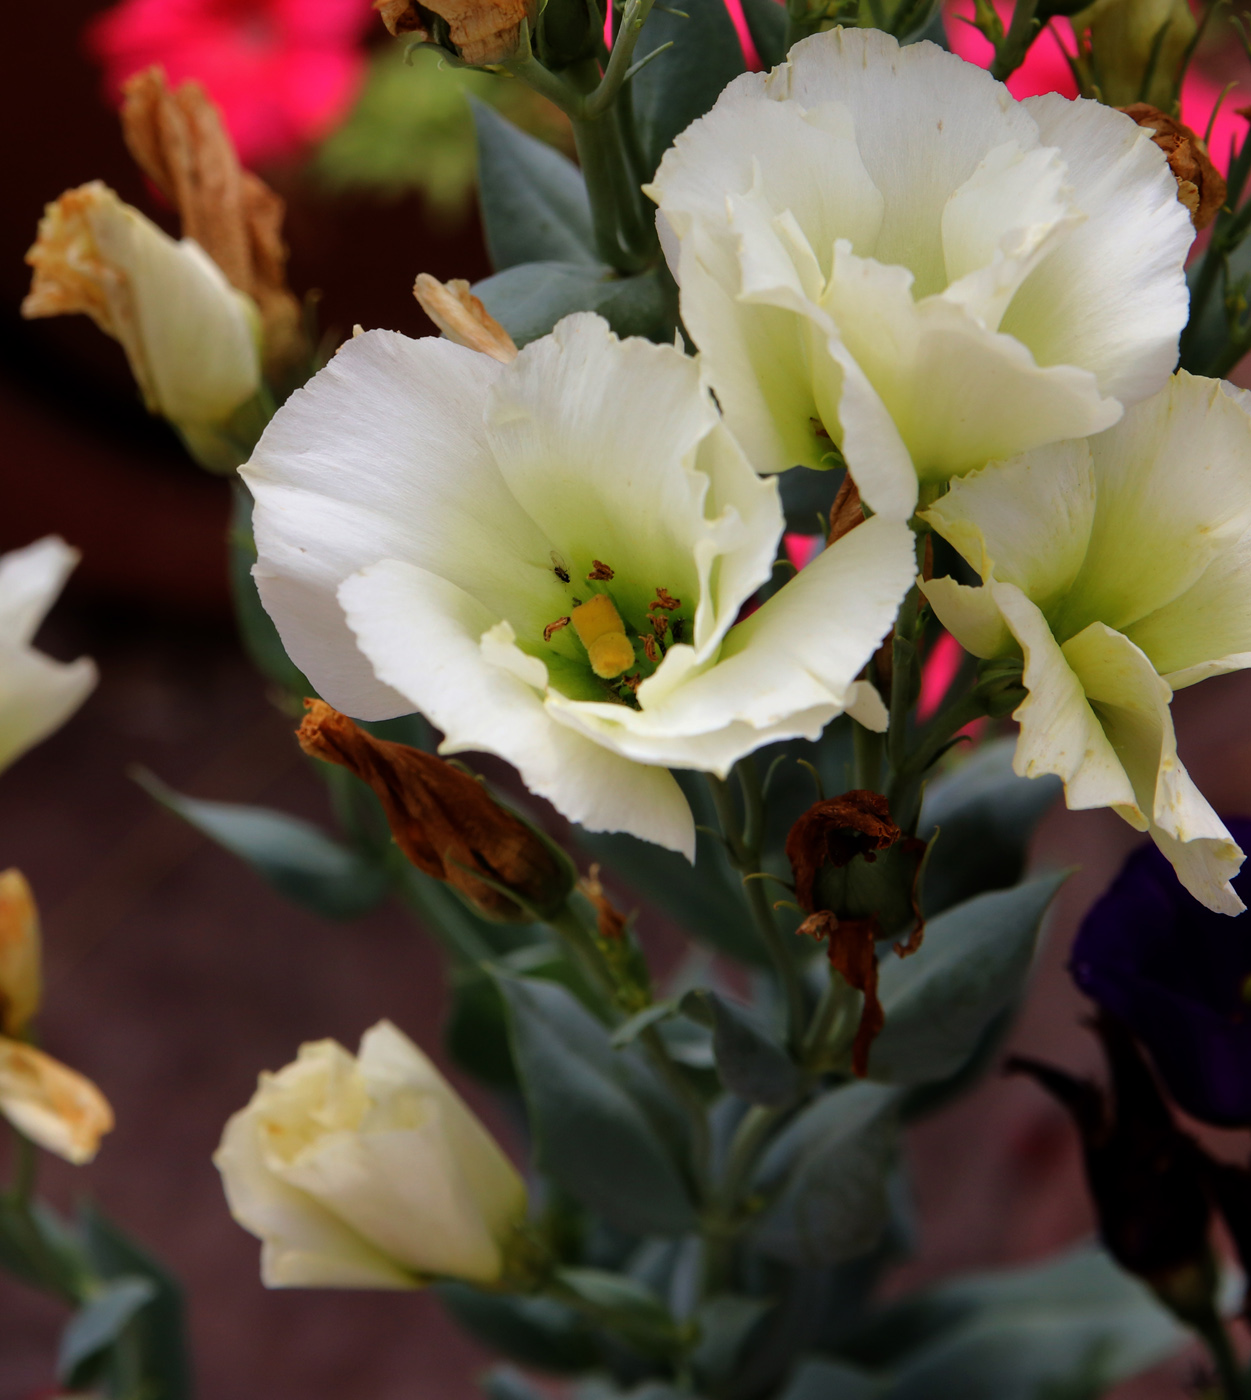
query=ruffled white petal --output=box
[919,574,1012,660]
[339,560,696,858]
[1005,95,1193,405]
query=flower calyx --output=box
[296,699,574,921]
[787,790,927,1076]
[1118,104,1227,231]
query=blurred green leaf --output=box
[438,1284,600,1373]
[78,1203,192,1400]
[631,0,747,174]
[868,872,1067,1087]
[473,100,597,269]
[751,1082,901,1267]
[557,1267,682,1355]
[691,1294,775,1389]
[135,769,391,920]
[0,1199,87,1303]
[481,1366,556,1400]
[58,1276,157,1387]
[229,483,311,697]
[684,989,799,1107]
[779,1358,878,1400]
[496,972,698,1236]
[474,259,678,347]
[918,739,1061,917]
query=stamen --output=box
[641,635,659,664]
[587,560,615,581]
[543,616,571,642]
[571,594,635,679]
[650,588,680,612]
[650,613,669,640]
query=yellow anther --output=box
[571,595,635,679]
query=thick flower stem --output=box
[989,0,1041,81]
[570,104,659,273]
[707,767,808,1052]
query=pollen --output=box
[571,594,635,679]
[651,588,680,612]
[641,634,659,664]
[587,560,615,581]
[543,616,570,642]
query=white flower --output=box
[646,28,1194,520]
[214,1021,527,1289]
[0,538,96,775]
[919,372,1251,914]
[242,314,915,858]
[23,182,262,469]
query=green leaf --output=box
[437,1284,599,1373]
[611,1000,680,1049]
[495,972,698,1236]
[684,989,799,1107]
[557,1267,682,1355]
[78,1204,192,1400]
[738,0,788,68]
[780,1358,878,1400]
[135,769,391,920]
[855,1246,1184,1400]
[473,100,597,271]
[868,872,1067,1087]
[918,738,1061,916]
[691,1294,774,1388]
[631,0,747,175]
[229,482,311,696]
[0,1199,88,1303]
[481,1366,555,1400]
[474,260,678,348]
[751,1082,901,1266]
[58,1276,158,1386]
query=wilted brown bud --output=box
[414,274,517,363]
[786,790,901,912]
[374,0,533,67]
[120,68,309,385]
[1010,1015,1216,1324]
[1119,104,1227,231]
[0,871,40,1038]
[297,700,572,921]
[825,473,865,548]
[798,909,884,1077]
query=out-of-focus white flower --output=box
[0,1039,114,1165]
[0,538,96,775]
[646,28,1194,520]
[920,372,1251,914]
[214,1021,527,1289]
[23,182,262,469]
[242,314,915,857]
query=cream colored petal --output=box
[214,1098,417,1290]
[0,1039,113,1165]
[921,439,1096,613]
[0,645,97,776]
[338,561,696,858]
[989,581,1138,818]
[821,244,1121,487]
[0,537,81,646]
[919,575,1012,660]
[1005,95,1193,405]
[0,871,40,1037]
[1055,373,1251,639]
[1061,621,1244,912]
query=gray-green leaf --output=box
[474,260,677,348]
[58,1276,158,1385]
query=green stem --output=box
[852,717,884,792]
[990,0,1041,80]
[571,104,657,271]
[1193,1307,1245,1400]
[706,770,808,1051]
[10,1126,36,1206]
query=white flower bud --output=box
[214,1021,528,1289]
[23,182,262,469]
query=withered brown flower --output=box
[1119,104,1227,231]
[297,699,571,921]
[374,0,533,67]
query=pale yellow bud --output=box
[413,274,517,363]
[23,182,262,467]
[214,1021,528,1289]
[0,1039,114,1165]
[1070,0,1196,108]
[0,871,40,1037]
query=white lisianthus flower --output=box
[214,1021,527,1289]
[919,372,1251,914]
[23,182,262,470]
[646,28,1194,520]
[0,538,96,775]
[242,314,915,857]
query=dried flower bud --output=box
[0,870,40,1037]
[413,274,517,363]
[1119,104,1227,231]
[374,0,534,67]
[1010,1015,1216,1324]
[786,790,902,912]
[0,1039,114,1165]
[297,700,572,921]
[120,68,309,387]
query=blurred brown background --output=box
[2,3,1250,1397]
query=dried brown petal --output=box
[579,864,628,940]
[375,0,431,35]
[1119,104,1227,231]
[826,473,864,547]
[799,910,884,1077]
[413,273,517,363]
[786,790,900,912]
[375,0,532,65]
[297,700,569,920]
[120,67,308,381]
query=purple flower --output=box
[1071,820,1251,1126]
